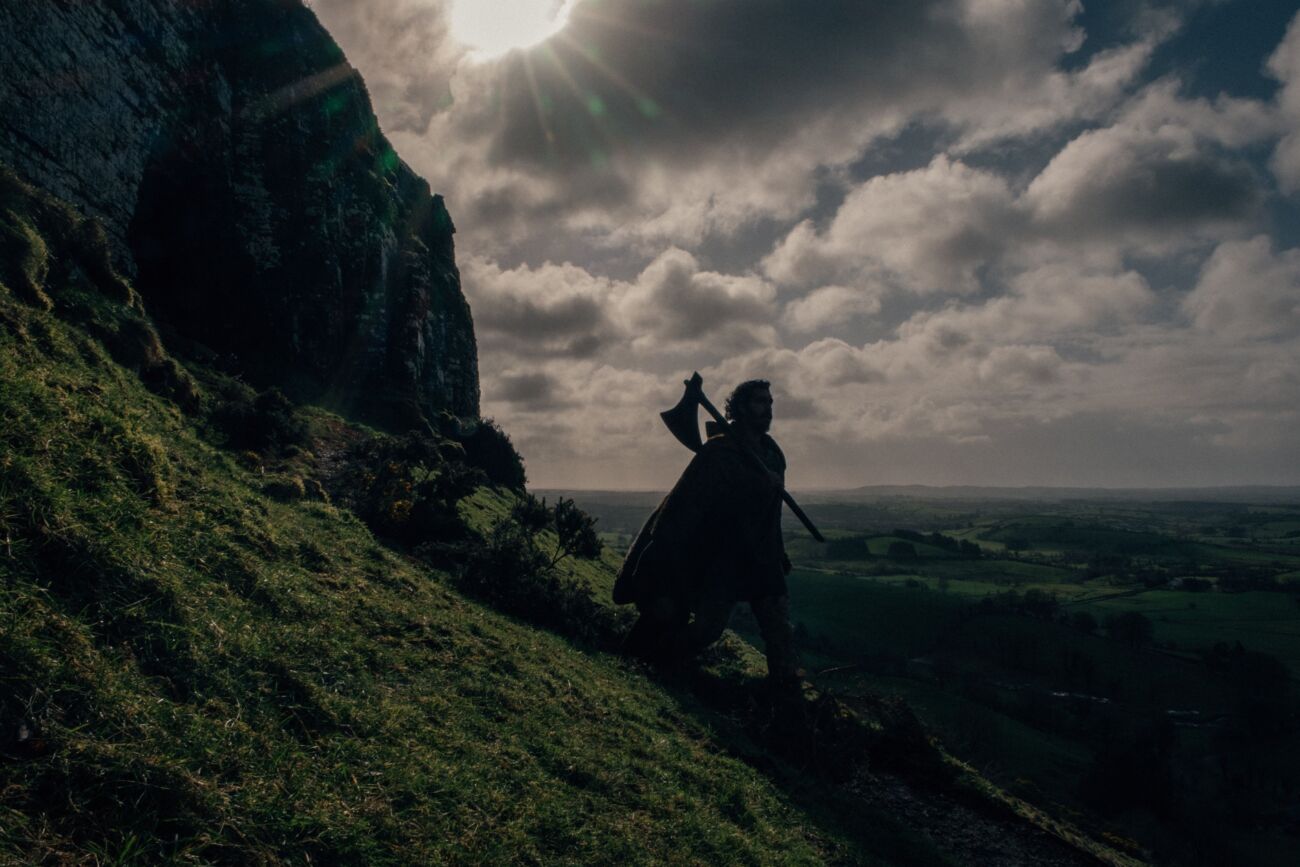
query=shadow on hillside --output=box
[595,641,963,865]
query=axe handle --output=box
[695,391,826,543]
[780,490,826,543]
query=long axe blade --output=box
[659,372,825,543]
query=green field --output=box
[562,467,1300,864]
[582,491,1300,866]
[1069,589,1300,674]
[785,569,968,659]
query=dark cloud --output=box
[476,292,608,341]
[495,370,569,408]
[309,1,1300,488]
[1028,128,1262,239]
[482,0,1083,175]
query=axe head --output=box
[660,372,705,453]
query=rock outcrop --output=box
[0,0,478,427]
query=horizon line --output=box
[533,483,1300,493]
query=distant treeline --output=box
[820,530,984,560]
[892,529,984,559]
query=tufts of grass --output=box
[0,167,1130,867]
[0,170,954,866]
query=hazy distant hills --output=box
[541,485,1300,505]
[805,484,1300,503]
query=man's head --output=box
[725,379,773,434]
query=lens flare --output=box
[448,0,576,60]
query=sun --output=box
[448,0,576,60]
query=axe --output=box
[660,372,825,542]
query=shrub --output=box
[337,431,479,545]
[457,519,623,648]
[457,418,526,490]
[510,493,551,535]
[505,494,604,568]
[548,497,602,567]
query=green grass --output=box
[0,171,970,865]
[1070,590,1300,675]
[785,570,969,659]
[0,321,835,863]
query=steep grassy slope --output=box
[0,172,970,864]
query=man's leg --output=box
[623,596,687,664]
[750,594,801,686]
[687,591,735,655]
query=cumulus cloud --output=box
[1184,236,1300,339]
[765,78,1272,307]
[1268,11,1300,193]
[1024,111,1263,249]
[308,0,1300,487]
[949,25,1166,152]
[462,257,619,358]
[764,157,1019,294]
[465,248,778,371]
[316,0,1158,252]
[782,285,884,333]
[616,249,778,351]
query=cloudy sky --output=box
[311,0,1300,490]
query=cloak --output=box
[613,429,787,607]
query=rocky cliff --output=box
[0,0,478,428]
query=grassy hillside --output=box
[0,170,983,864]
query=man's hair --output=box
[724,379,771,422]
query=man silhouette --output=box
[615,379,800,691]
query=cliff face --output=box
[0,0,478,427]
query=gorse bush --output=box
[335,431,483,546]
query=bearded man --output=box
[614,379,800,690]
